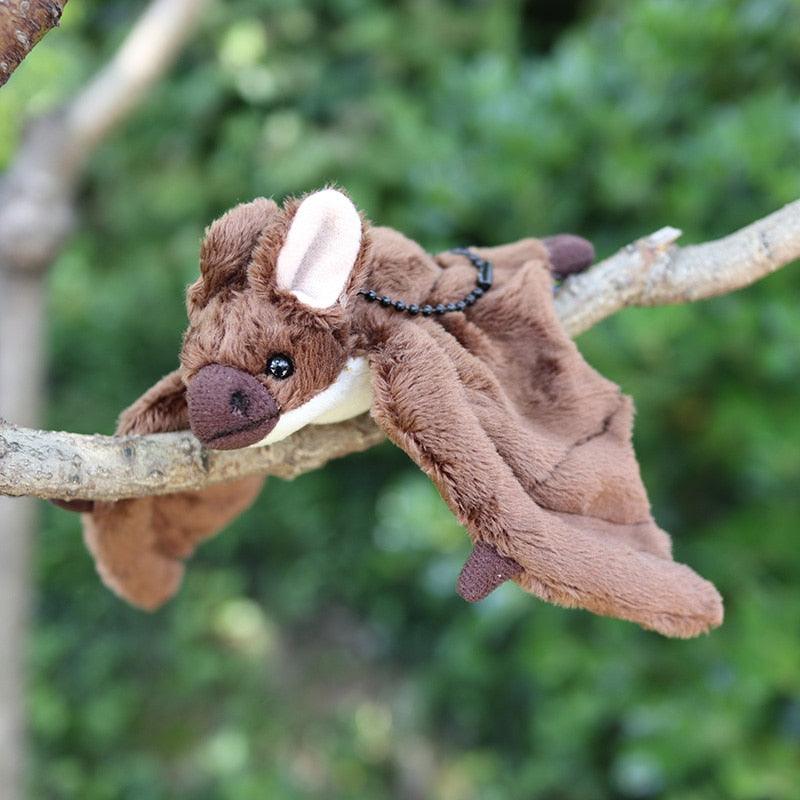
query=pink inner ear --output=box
[276,189,362,308]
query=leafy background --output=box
[2,0,800,797]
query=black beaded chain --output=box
[357,247,493,317]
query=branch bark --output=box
[555,198,800,335]
[1,199,798,502]
[0,0,67,86]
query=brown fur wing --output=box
[116,369,189,434]
[368,319,722,638]
[82,370,265,610]
[83,477,264,610]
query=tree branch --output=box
[65,0,209,153]
[0,0,67,87]
[556,198,800,336]
[1,199,798,502]
[0,0,209,277]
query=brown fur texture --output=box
[74,190,723,636]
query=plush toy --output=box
[63,188,723,638]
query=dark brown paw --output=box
[456,542,523,602]
[50,498,96,513]
[542,234,595,280]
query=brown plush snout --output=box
[187,364,279,450]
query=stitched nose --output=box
[187,364,279,449]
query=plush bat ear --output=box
[275,189,362,309]
[191,198,278,307]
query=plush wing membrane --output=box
[368,257,722,638]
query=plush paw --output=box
[456,542,523,602]
[542,234,595,279]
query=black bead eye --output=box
[265,354,294,379]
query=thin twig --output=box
[556,199,800,336]
[66,0,208,152]
[0,0,209,275]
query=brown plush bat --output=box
[65,188,723,638]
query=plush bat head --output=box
[74,188,723,639]
[181,189,371,450]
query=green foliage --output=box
[2,0,799,797]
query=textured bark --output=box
[0,415,386,501]
[0,0,67,86]
[1,198,798,503]
[555,199,800,335]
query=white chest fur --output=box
[250,356,373,447]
